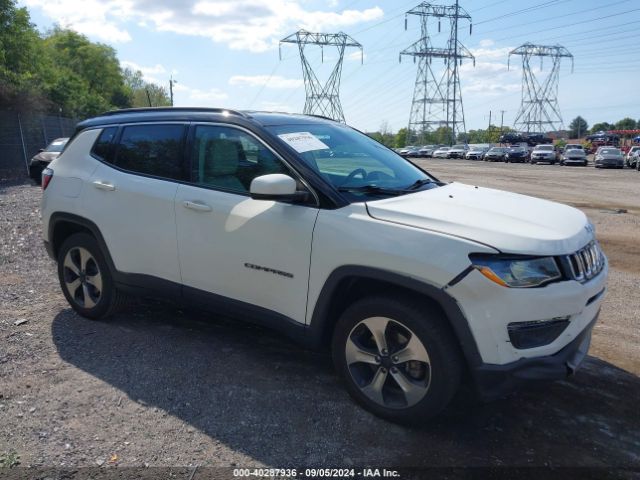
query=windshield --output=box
[536,145,554,151]
[601,149,620,155]
[45,139,68,152]
[452,145,466,149]
[267,123,438,200]
[489,148,505,153]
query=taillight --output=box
[42,168,54,191]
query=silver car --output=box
[594,148,623,169]
[432,147,451,158]
[561,148,587,167]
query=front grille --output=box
[561,241,605,283]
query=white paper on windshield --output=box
[278,132,329,153]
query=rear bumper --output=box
[471,312,597,400]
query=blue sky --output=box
[19,0,640,132]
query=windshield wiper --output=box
[404,178,434,190]
[337,184,407,195]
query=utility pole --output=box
[280,30,363,122]
[500,110,506,133]
[508,43,573,134]
[400,2,474,145]
[169,75,177,107]
[488,110,492,130]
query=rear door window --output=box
[114,124,187,180]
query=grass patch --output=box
[0,451,20,468]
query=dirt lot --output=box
[0,161,639,473]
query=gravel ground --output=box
[0,163,639,472]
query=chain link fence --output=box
[0,110,77,179]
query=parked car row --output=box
[393,142,637,170]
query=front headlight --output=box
[469,255,562,288]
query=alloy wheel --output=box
[345,317,431,409]
[62,247,103,309]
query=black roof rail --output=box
[97,107,248,118]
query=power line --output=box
[491,6,640,42]
[473,0,572,26]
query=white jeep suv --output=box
[41,108,608,423]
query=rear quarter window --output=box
[91,127,118,162]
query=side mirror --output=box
[250,174,309,203]
[38,148,45,153]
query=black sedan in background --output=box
[484,147,507,162]
[594,148,624,169]
[505,146,529,163]
[28,137,69,183]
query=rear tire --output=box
[332,295,462,423]
[57,233,128,319]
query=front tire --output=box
[332,296,462,423]
[57,233,127,319]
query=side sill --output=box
[113,272,308,346]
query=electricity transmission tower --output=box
[280,30,362,122]
[400,1,474,145]
[508,43,573,134]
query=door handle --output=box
[183,200,212,212]
[93,180,115,191]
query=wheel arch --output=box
[307,265,483,370]
[49,212,116,274]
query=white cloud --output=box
[469,46,514,61]
[120,60,167,77]
[172,82,228,106]
[23,0,131,42]
[24,0,384,52]
[228,75,303,89]
[479,39,494,48]
[459,44,521,98]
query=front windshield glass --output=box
[536,145,554,151]
[601,149,619,155]
[490,148,506,153]
[267,123,438,200]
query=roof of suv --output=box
[75,107,338,131]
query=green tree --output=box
[434,126,452,145]
[614,117,637,131]
[42,28,131,116]
[123,67,171,107]
[568,116,588,138]
[395,128,408,148]
[590,122,613,134]
[0,0,48,110]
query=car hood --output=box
[366,182,592,255]
[532,150,554,155]
[597,154,622,160]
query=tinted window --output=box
[192,125,289,193]
[91,127,117,162]
[114,124,186,180]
